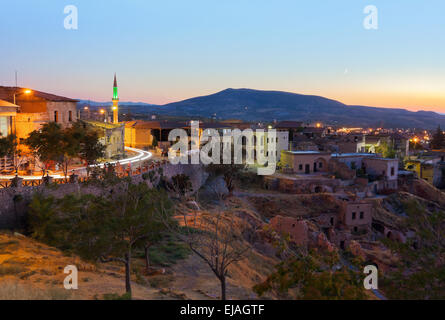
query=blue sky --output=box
[1,0,444,111]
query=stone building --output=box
[339,199,373,234]
[269,215,308,246]
[333,153,371,170]
[357,133,410,158]
[362,157,399,189]
[0,99,18,138]
[124,120,155,150]
[85,121,125,160]
[274,121,303,146]
[405,155,444,187]
[280,150,331,174]
[0,99,19,172]
[0,86,78,141]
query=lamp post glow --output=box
[99,108,109,122]
[13,89,32,105]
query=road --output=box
[0,147,152,180]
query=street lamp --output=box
[99,108,108,122]
[13,89,32,105]
[83,106,90,120]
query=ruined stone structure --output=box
[269,215,308,246]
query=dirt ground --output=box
[0,197,278,301]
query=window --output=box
[360,212,364,219]
[330,217,334,226]
[54,111,58,122]
[68,110,72,122]
[352,212,356,220]
[391,167,395,176]
[319,162,323,168]
[299,164,303,170]
[0,117,8,137]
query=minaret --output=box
[112,73,119,124]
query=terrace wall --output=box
[0,163,207,229]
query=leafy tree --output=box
[93,182,175,297]
[139,188,175,271]
[26,184,175,299]
[431,126,445,149]
[26,121,104,179]
[379,199,445,299]
[253,251,366,300]
[0,135,14,158]
[58,125,82,180]
[375,140,396,159]
[27,193,60,245]
[72,122,106,176]
[25,122,64,176]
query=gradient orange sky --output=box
[1,1,445,113]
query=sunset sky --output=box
[1,0,445,112]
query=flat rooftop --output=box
[332,153,378,157]
[86,121,123,129]
[285,151,323,154]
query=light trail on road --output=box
[0,147,153,180]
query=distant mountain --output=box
[77,100,158,107]
[157,88,445,129]
[77,89,445,129]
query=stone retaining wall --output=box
[0,163,207,229]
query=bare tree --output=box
[163,173,193,199]
[166,211,248,300]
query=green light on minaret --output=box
[113,73,118,100]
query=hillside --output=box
[159,88,445,128]
[0,197,279,300]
